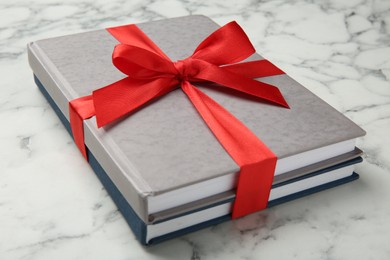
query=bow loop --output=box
[191,21,256,65]
[112,44,177,79]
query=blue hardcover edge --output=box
[34,75,148,243]
[34,75,360,245]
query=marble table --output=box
[1,0,389,259]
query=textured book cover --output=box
[28,15,366,232]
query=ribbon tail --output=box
[181,81,276,219]
[222,60,285,78]
[69,95,95,159]
[192,59,289,108]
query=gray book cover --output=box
[28,15,366,223]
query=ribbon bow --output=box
[69,21,289,219]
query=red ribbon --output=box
[69,21,289,219]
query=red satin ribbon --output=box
[69,21,289,219]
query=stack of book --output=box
[28,15,366,245]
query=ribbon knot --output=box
[69,21,290,219]
[173,59,192,82]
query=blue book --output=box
[28,15,365,245]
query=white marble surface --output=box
[0,0,389,259]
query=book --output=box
[28,15,366,245]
